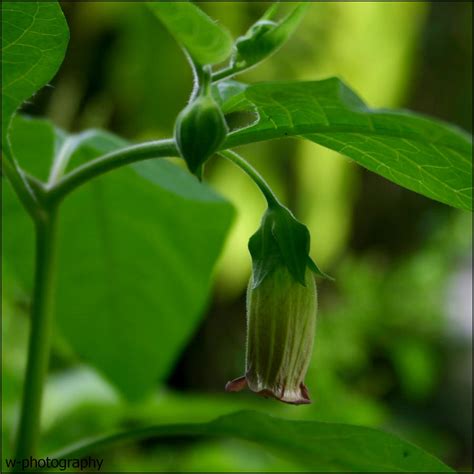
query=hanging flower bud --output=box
[225,193,330,404]
[174,66,228,175]
[226,264,317,404]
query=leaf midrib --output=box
[225,123,471,156]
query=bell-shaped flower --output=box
[226,264,317,404]
[226,205,329,404]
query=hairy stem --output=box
[219,149,280,207]
[45,139,178,204]
[14,209,59,465]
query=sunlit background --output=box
[3,2,472,471]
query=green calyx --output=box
[248,204,331,288]
[174,67,228,176]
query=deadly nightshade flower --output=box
[226,263,317,405]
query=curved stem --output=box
[219,149,280,208]
[46,139,178,204]
[47,135,82,186]
[14,209,59,466]
[185,52,212,101]
[2,154,41,220]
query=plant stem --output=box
[212,65,238,82]
[14,208,59,465]
[1,155,40,220]
[219,149,280,208]
[45,139,178,204]
[9,139,177,467]
[47,135,82,186]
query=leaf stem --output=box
[212,65,240,82]
[47,135,81,186]
[219,149,280,207]
[1,154,42,220]
[14,208,59,466]
[45,139,178,204]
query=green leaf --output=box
[57,165,233,399]
[222,78,473,211]
[133,159,223,202]
[7,115,66,181]
[55,410,454,472]
[232,4,309,71]
[147,2,233,65]
[3,116,234,400]
[62,129,128,168]
[1,1,68,155]
[212,80,248,106]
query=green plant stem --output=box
[9,136,176,468]
[14,209,59,466]
[1,155,40,220]
[212,65,241,82]
[45,139,178,204]
[219,149,280,207]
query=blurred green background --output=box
[2,2,472,472]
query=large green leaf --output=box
[222,78,473,211]
[147,2,233,65]
[1,1,68,154]
[2,116,234,400]
[55,410,453,472]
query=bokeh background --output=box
[2,2,472,471]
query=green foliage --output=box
[222,79,472,211]
[212,80,248,105]
[1,1,68,154]
[232,4,309,72]
[8,115,65,181]
[147,2,233,65]
[2,1,471,471]
[56,410,454,472]
[57,163,233,399]
[3,116,235,399]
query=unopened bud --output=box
[174,93,228,175]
